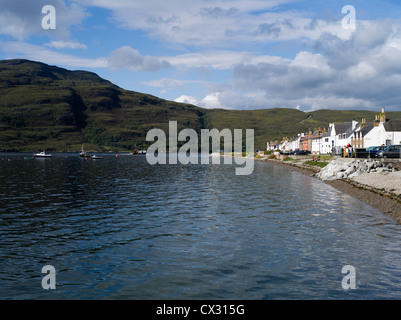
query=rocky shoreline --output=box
[264,158,401,224]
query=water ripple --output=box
[1,154,401,299]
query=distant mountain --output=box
[0,59,400,152]
[0,59,208,152]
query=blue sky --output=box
[1,0,401,111]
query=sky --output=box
[1,0,401,111]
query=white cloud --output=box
[163,50,289,70]
[290,51,330,71]
[199,92,223,109]
[45,40,87,50]
[143,78,209,88]
[192,20,401,111]
[347,62,376,80]
[0,41,107,68]
[107,46,170,72]
[75,0,350,49]
[174,95,198,105]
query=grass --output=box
[319,155,334,162]
[283,158,301,163]
[304,161,329,168]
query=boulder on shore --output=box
[316,159,396,181]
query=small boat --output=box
[78,144,91,158]
[133,148,146,155]
[33,150,52,158]
[91,155,104,160]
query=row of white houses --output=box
[268,108,401,155]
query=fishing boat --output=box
[33,150,52,158]
[78,144,91,158]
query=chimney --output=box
[360,118,367,129]
[380,107,386,123]
[352,120,358,130]
[373,114,380,127]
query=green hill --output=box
[0,59,207,152]
[0,59,400,152]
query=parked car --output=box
[294,150,311,155]
[377,145,401,158]
[366,146,387,157]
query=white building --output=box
[364,108,401,147]
[383,120,401,145]
[320,131,333,155]
[287,133,304,151]
[276,107,401,154]
[326,121,358,154]
[310,129,326,154]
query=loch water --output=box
[1,153,401,299]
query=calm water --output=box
[1,153,401,300]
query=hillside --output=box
[0,59,207,152]
[1,59,400,152]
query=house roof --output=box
[309,131,320,139]
[357,122,374,136]
[334,121,362,138]
[334,122,353,135]
[321,131,330,138]
[384,119,401,132]
[325,126,332,136]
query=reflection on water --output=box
[1,154,401,299]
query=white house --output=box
[288,133,304,151]
[320,131,333,155]
[351,118,374,149]
[383,120,401,145]
[280,140,289,151]
[364,108,401,147]
[310,129,327,154]
[326,121,359,154]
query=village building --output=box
[320,130,332,155]
[383,120,401,145]
[288,133,304,151]
[363,108,401,147]
[310,128,326,154]
[326,121,358,154]
[351,118,374,148]
[300,132,310,151]
[269,107,401,155]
